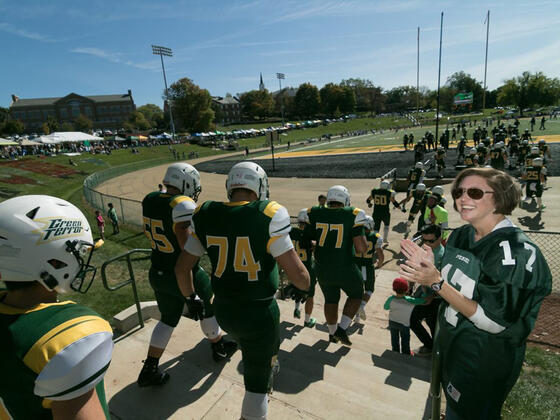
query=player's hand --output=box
[367,202,373,208]
[184,294,205,321]
[281,284,308,303]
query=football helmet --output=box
[533,157,544,167]
[380,180,390,190]
[326,185,350,206]
[416,183,427,192]
[538,139,546,145]
[415,162,423,169]
[531,146,540,154]
[469,148,477,155]
[0,195,96,294]
[226,161,269,200]
[522,139,529,145]
[364,215,374,231]
[431,185,444,198]
[297,208,309,224]
[163,163,202,201]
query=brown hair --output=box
[452,167,521,215]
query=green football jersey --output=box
[369,188,395,219]
[410,190,428,214]
[525,166,543,187]
[0,296,113,419]
[290,227,313,272]
[304,205,366,267]
[408,168,423,186]
[192,200,289,301]
[354,231,381,266]
[436,223,551,418]
[142,191,196,270]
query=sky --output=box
[1,0,560,109]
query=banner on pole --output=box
[454,92,473,105]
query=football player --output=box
[354,216,384,322]
[489,142,508,171]
[290,208,318,328]
[304,185,367,345]
[0,195,113,419]
[423,186,449,242]
[366,179,400,245]
[402,162,426,212]
[464,148,478,168]
[175,161,309,420]
[522,157,547,211]
[137,163,237,388]
[525,146,541,169]
[538,139,551,160]
[400,183,429,237]
[435,146,446,178]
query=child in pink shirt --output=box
[95,210,105,240]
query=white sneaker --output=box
[358,306,367,320]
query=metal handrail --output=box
[101,248,152,329]
[430,347,442,419]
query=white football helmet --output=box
[163,163,202,201]
[0,195,96,294]
[226,161,269,200]
[538,139,546,145]
[533,158,544,167]
[297,208,309,224]
[327,185,350,206]
[469,148,477,155]
[364,215,374,231]
[431,185,444,197]
[415,162,424,169]
[416,183,427,192]
[380,180,390,190]
[531,146,540,155]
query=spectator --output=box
[95,210,105,240]
[317,194,327,207]
[158,184,167,193]
[107,202,119,235]
[383,277,426,355]
[410,224,444,356]
[540,116,546,130]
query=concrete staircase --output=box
[105,269,437,419]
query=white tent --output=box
[0,137,18,146]
[37,132,104,144]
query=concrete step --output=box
[105,269,437,419]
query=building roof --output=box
[10,92,133,108]
[212,96,240,105]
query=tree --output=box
[137,104,164,129]
[384,85,417,113]
[320,84,356,116]
[61,122,74,131]
[340,78,385,115]
[498,72,560,116]
[74,114,93,132]
[45,115,59,133]
[294,83,320,119]
[0,119,24,136]
[445,71,484,111]
[239,89,273,120]
[167,78,215,132]
[0,107,9,123]
[128,111,151,130]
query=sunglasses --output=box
[452,187,494,200]
[422,237,439,244]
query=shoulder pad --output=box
[172,197,196,223]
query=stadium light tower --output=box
[276,72,285,126]
[152,45,176,140]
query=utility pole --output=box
[416,27,420,123]
[152,45,176,140]
[276,73,285,126]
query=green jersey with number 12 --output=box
[436,222,551,419]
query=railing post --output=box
[126,253,144,328]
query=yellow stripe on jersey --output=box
[170,195,193,209]
[352,208,361,215]
[263,201,281,218]
[23,316,112,373]
[193,203,203,215]
[267,236,281,254]
[223,201,250,207]
[0,396,14,420]
[0,296,75,315]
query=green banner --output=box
[454,92,473,105]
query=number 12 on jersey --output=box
[207,235,261,281]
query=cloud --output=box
[0,22,56,42]
[70,47,160,70]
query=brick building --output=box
[9,90,136,130]
[212,95,241,125]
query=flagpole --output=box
[482,10,490,111]
[416,26,420,123]
[435,12,443,149]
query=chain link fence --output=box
[524,231,560,349]
[83,157,174,227]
